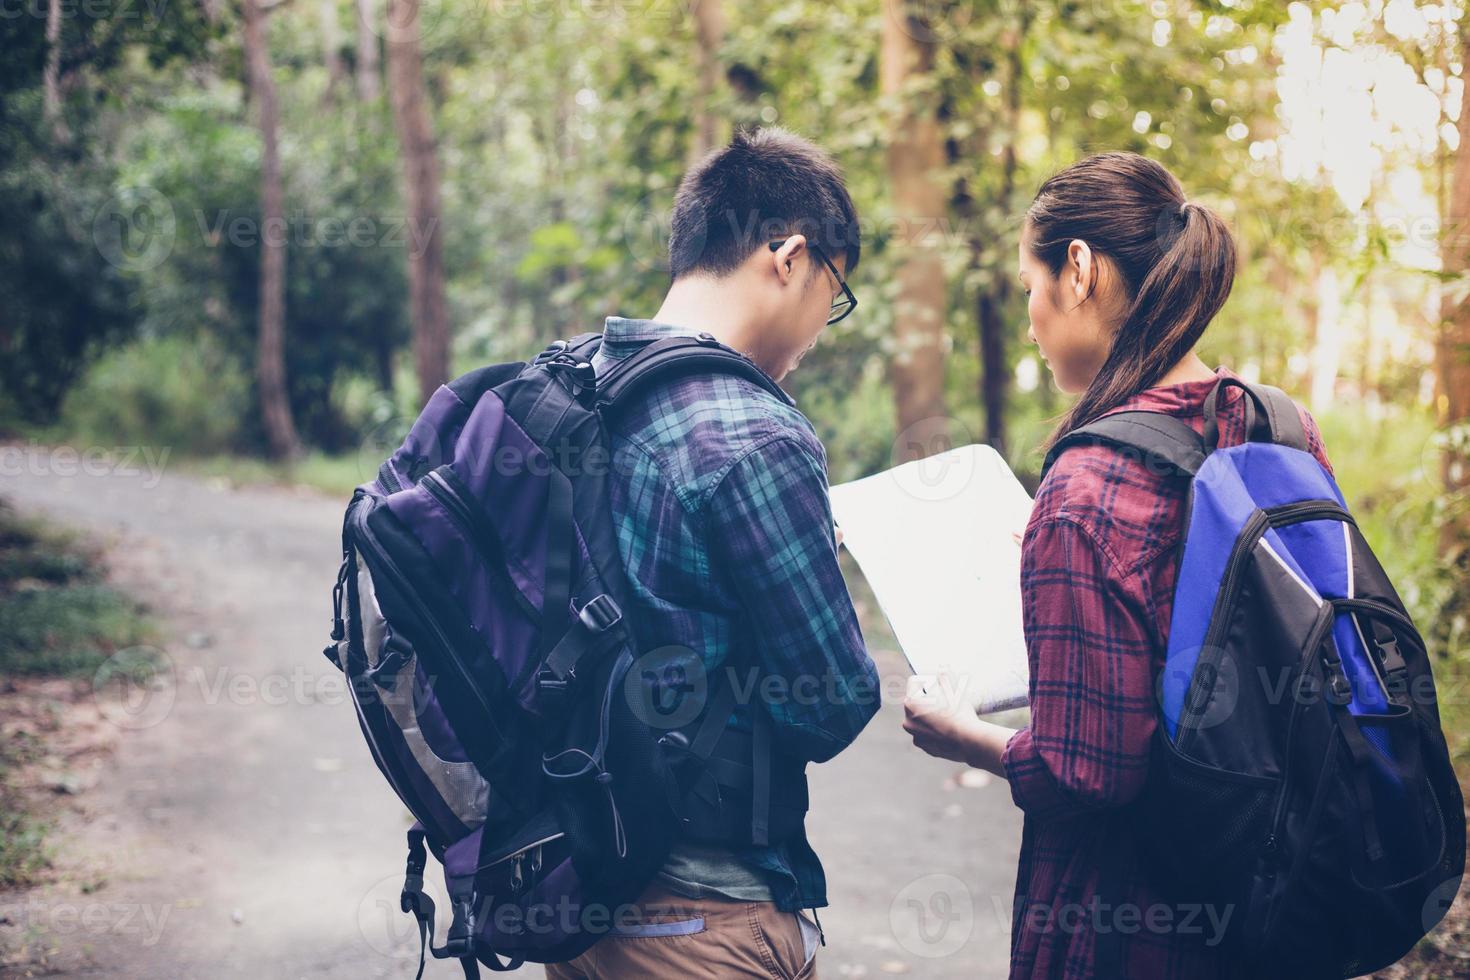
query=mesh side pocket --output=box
[1139,736,1279,906]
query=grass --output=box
[0,505,155,678]
[0,500,156,889]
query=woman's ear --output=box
[771,234,807,286]
[1066,239,1095,306]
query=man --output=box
[544,128,879,978]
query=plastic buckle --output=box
[534,339,569,364]
[1376,638,1407,676]
[438,897,476,957]
[578,594,622,633]
[695,331,719,345]
[399,872,425,914]
[537,667,571,695]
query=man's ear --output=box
[1066,239,1096,307]
[771,234,807,287]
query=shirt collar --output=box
[601,316,704,345]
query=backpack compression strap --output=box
[1040,411,1206,484]
[594,334,795,411]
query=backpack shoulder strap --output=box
[595,334,794,410]
[1040,411,1207,484]
[1202,377,1308,451]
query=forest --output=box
[2,0,1469,723]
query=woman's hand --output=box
[902,673,1015,778]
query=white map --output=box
[830,444,1035,714]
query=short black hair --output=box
[667,127,861,281]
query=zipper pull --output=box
[510,853,524,893]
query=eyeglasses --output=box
[767,240,857,325]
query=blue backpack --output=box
[323,333,802,977]
[1042,377,1465,977]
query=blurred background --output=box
[3,0,1470,976]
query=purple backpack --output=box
[323,333,793,977]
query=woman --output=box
[901,152,1336,978]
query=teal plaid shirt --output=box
[592,316,881,911]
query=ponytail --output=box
[1026,153,1237,452]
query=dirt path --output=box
[0,449,1020,978]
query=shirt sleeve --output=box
[704,434,881,764]
[1297,405,1335,477]
[1001,515,1158,821]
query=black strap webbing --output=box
[750,702,773,847]
[538,470,575,662]
[681,668,775,845]
[595,335,794,411]
[690,675,740,762]
[1041,411,1206,483]
[402,825,525,979]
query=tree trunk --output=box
[976,13,1027,458]
[385,0,451,407]
[1437,22,1470,550]
[242,0,303,460]
[355,0,381,103]
[882,0,948,462]
[44,0,69,143]
[320,0,346,101]
[688,0,726,165]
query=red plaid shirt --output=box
[1001,367,1335,979]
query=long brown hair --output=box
[1026,152,1236,451]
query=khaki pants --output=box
[543,882,820,979]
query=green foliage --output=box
[0,503,155,678]
[54,333,250,456]
[0,0,217,426]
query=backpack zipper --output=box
[350,499,508,750]
[1175,509,1267,751]
[378,460,403,493]
[1261,604,1339,864]
[1175,501,1354,754]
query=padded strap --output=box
[1202,377,1308,452]
[689,675,740,762]
[595,335,794,410]
[750,702,773,847]
[1041,411,1206,483]
[538,470,575,662]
